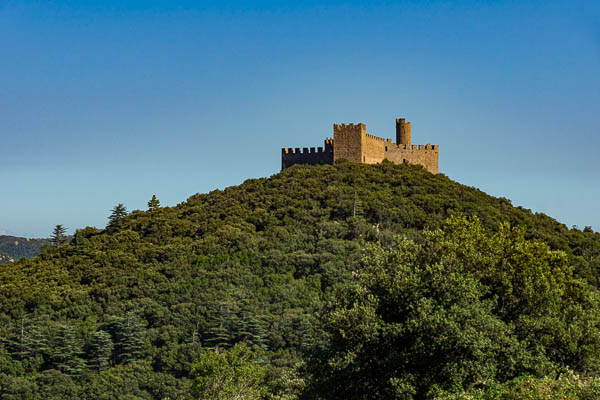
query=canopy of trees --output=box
[0,161,599,398]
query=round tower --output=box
[395,118,411,145]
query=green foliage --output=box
[0,163,598,398]
[104,313,147,365]
[435,371,600,400]
[50,225,67,247]
[107,203,128,230]
[49,324,86,376]
[147,195,161,211]
[191,342,268,400]
[304,216,600,399]
[88,331,114,372]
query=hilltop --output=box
[1,161,599,399]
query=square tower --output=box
[333,123,366,163]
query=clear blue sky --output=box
[1,0,599,237]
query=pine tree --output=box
[107,203,128,230]
[205,304,235,351]
[105,313,146,364]
[236,311,268,351]
[88,330,114,372]
[51,224,67,247]
[297,314,314,351]
[6,314,47,362]
[353,192,363,217]
[147,194,160,211]
[50,324,86,376]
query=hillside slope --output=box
[0,250,13,264]
[0,235,50,260]
[1,161,599,399]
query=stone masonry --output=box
[281,117,439,173]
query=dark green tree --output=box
[235,311,268,351]
[304,216,600,399]
[105,313,146,365]
[147,195,161,211]
[50,324,85,376]
[5,314,47,371]
[107,203,128,230]
[204,304,235,351]
[88,330,114,372]
[51,224,67,247]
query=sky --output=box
[1,0,599,237]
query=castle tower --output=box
[396,118,411,145]
[333,123,366,163]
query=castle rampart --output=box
[281,138,333,169]
[281,117,439,174]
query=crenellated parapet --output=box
[281,138,334,169]
[394,144,439,151]
[333,123,366,135]
[282,146,330,155]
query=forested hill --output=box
[0,235,50,260]
[1,160,600,399]
[0,250,13,264]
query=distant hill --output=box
[0,161,599,398]
[0,250,13,264]
[0,235,51,260]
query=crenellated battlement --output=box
[333,123,366,135]
[282,116,439,173]
[391,144,439,151]
[282,146,329,155]
[365,133,386,142]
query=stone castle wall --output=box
[281,117,439,174]
[384,144,439,174]
[362,133,386,164]
[281,139,333,169]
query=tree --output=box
[191,342,268,400]
[235,311,268,351]
[107,203,128,230]
[304,216,600,399]
[50,324,86,376]
[51,225,67,247]
[204,304,235,351]
[88,330,114,372]
[147,195,161,211]
[105,313,146,365]
[6,314,47,370]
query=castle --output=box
[281,117,439,174]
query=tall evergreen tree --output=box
[204,304,235,351]
[105,313,146,364]
[107,203,128,230]
[5,314,47,364]
[236,311,268,351]
[147,195,161,211]
[51,224,67,247]
[88,330,114,372]
[50,324,85,376]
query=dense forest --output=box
[1,161,600,399]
